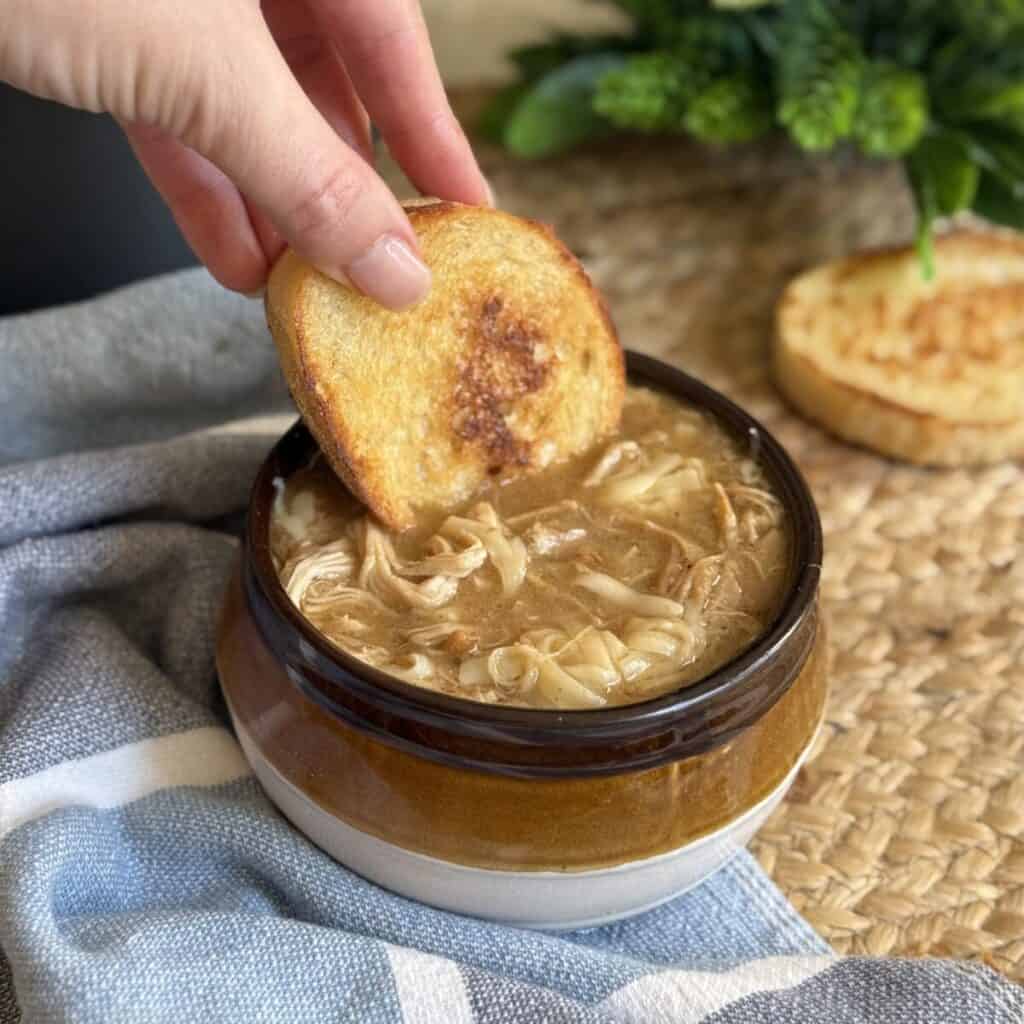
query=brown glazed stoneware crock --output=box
[217,352,827,878]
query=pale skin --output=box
[0,0,492,308]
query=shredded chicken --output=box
[283,539,356,606]
[506,499,582,528]
[675,554,725,612]
[584,441,640,486]
[273,484,319,544]
[713,483,739,548]
[404,622,469,647]
[357,521,461,610]
[525,523,586,556]
[612,513,705,563]
[440,503,527,596]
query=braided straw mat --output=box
[385,103,1024,980]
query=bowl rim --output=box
[240,351,823,775]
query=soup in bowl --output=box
[217,353,827,928]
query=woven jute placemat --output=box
[385,103,1024,980]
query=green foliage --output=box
[593,53,693,131]
[776,1,863,151]
[906,150,937,277]
[654,10,756,59]
[948,0,1024,43]
[479,33,635,145]
[608,1,709,45]
[968,124,1024,173]
[854,1,942,67]
[509,33,636,81]
[483,0,1024,269]
[973,171,1024,228]
[853,62,928,157]
[910,132,979,215]
[592,14,761,134]
[930,31,1024,127]
[477,84,531,144]
[684,74,773,142]
[502,54,627,159]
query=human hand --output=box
[0,0,491,308]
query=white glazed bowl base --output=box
[232,711,817,931]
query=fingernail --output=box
[483,177,497,207]
[345,235,431,310]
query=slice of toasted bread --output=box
[774,231,1024,466]
[267,201,625,529]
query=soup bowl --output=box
[216,352,827,929]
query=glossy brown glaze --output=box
[219,570,827,870]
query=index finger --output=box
[309,0,491,206]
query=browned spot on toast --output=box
[451,295,554,468]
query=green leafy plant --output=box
[482,0,1024,271]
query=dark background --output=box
[0,84,197,317]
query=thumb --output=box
[174,16,431,309]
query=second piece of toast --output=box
[775,232,1024,466]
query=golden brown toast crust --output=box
[267,201,625,528]
[774,231,1024,466]
[265,276,379,515]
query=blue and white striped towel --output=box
[1,270,1020,1023]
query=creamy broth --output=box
[271,386,789,709]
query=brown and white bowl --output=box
[217,352,827,929]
